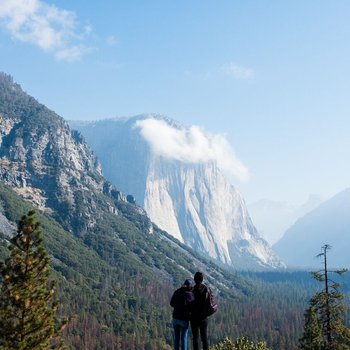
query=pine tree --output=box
[300,245,350,350]
[0,210,65,350]
[299,306,322,350]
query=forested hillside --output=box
[3,181,349,349]
[0,182,246,349]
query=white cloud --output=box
[0,0,91,61]
[135,118,249,182]
[184,63,255,82]
[221,62,255,80]
[54,45,92,62]
[106,35,119,46]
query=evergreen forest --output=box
[1,182,349,349]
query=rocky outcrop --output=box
[71,116,284,270]
[0,73,114,233]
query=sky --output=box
[1,0,350,205]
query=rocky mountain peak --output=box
[0,73,112,233]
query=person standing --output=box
[170,279,194,350]
[191,272,210,350]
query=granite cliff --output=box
[71,116,284,270]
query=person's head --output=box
[194,271,204,285]
[183,279,193,290]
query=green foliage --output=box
[0,73,63,129]
[299,306,322,350]
[300,245,350,350]
[2,180,348,349]
[0,210,64,350]
[211,336,271,350]
[0,182,239,349]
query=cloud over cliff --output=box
[135,118,249,182]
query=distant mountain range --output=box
[70,116,284,270]
[248,195,324,245]
[273,188,350,268]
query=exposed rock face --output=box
[0,73,251,314]
[71,116,284,270]
[0,73,110,233]
[0,210,15,238]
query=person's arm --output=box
[170,290,177,307]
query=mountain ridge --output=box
[0,72,240,283]
[0,72,256,348]
[0,72,332,350]
[248,194,324,244]
[273,188,350,268]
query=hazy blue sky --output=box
[1,0,350,205]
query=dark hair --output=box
[194,271,203,283]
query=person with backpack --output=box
[170,279,194,350]
[190,271,217,350]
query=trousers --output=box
[173,318,189,350]
[191,318,208,350]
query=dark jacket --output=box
[190,283,209,321]
[170,287,194,321]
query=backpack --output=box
[205,287,218,317]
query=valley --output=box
[0,72,349,349]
